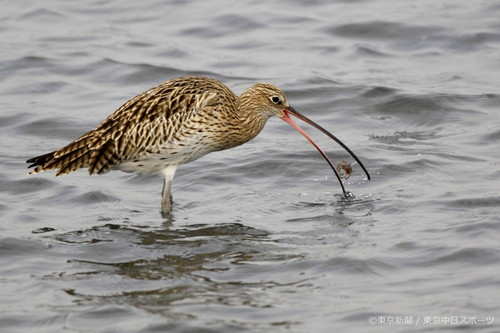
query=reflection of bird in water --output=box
[27,76,370,214]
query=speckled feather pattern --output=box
[27,76,285,176]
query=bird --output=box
[27,76,370,214]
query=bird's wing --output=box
[28,77,232,176]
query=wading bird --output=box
[27,76,370,214]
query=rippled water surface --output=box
[1,1,500,332]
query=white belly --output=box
[116,137,217,175]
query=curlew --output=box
[27,76,370,214]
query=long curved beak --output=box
[281,106,370,196]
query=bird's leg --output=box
[161,166,177,215]
[161,177,173,213]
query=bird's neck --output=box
[236,95,270,143]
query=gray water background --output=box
[1,1,500,332]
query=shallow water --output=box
[1,0,500,332]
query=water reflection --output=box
[54,222,310,315]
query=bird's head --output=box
[240,83,291,118]
[239,83,371,196]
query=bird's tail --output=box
[26,151,56,174]
[27,136,117,176]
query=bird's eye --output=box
[271,96,281,104]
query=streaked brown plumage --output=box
[27,76,370,214]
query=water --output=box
[1,0,499,332]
